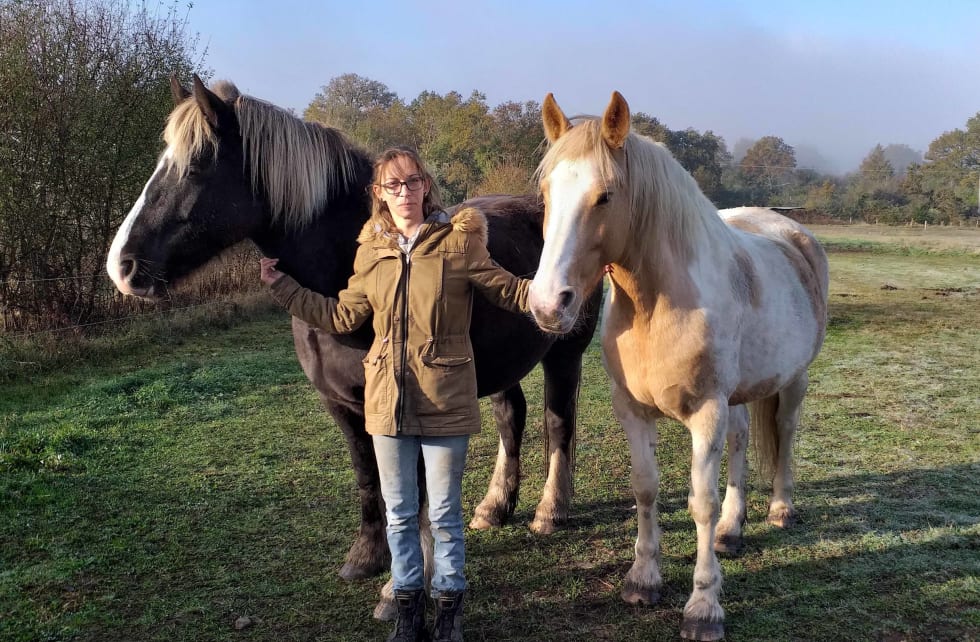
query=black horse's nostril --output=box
[119,255,138,281]
[558,288,575,311]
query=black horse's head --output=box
[107,75,263,299]
[107,74,369,299]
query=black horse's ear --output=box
[170,74,191,105]
[192,74,224,128]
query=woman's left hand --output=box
[259,257,282,285]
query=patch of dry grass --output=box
[810,222,980,255]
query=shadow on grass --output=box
[3,449,977,641]
[464,462,978,642]
[828,297,978,335]
[464,527,976,642]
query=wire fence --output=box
[0,245,265,339]
[4,301,222,340]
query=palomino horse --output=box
[528,91,829,640]
[106,75,600,615]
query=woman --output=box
[260,146,530,642]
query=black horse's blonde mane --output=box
[163,81,361,230]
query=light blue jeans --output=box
[373,434,470,597]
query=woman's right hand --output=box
[259,257,282,285]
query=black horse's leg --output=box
[530,345,583,534]
[530,286,601,534]
[469,385,527,529]
[322,396,390,580]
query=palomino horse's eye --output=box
[596,192,611,206]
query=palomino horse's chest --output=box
[601,300,719,421]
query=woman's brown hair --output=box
[370,146,445,231]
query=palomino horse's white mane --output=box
[537,118,726,266]
[163,80,360,230]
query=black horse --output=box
[106,75,601,607]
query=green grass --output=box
[2,232,978,641]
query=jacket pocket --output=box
[362,337,390,413]
[421,354,472,368]
[417,350,476,415]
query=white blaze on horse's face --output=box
[530,157,606,334]
[105,147,173,297]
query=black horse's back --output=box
[449,194,555,396]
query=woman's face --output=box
[374,155,428,226]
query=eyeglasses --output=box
[380,176,425,195]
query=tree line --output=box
[0,0,204,335]
[305,73,980,225]
[2,0,978,336]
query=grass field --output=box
[809,223,980,256]
[2,228,978,641]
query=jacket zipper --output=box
[395,253,411,433]
[392,218,442,434]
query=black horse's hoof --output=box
[339,562,380,581]
[680,618,725,641]
[469,512,503,530]
[529,516,559,535]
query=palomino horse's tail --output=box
[748,395,780,481]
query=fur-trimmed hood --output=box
[356,207,488,246]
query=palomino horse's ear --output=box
[170,74,190,105]
[601,91,631,149]
[542,93,572,143]
[192,74,223,128]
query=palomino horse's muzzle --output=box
[528,284,580,335]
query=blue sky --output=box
[181,0,980,172]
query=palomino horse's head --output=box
[106,75,262,299]
[529,91,633,334]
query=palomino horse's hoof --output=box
[621,582,661,605]
[373,597,396,621]
[766,509,797,529]
[713,534,744,556]
[680,618,725,641]
[339,562,381,581]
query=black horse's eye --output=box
[596,191,611,206]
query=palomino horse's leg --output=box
[768,373,808,528]
[615,387,663,605]
[530,346,586,534]
[470,386,527,529]
[714,404,749,555]
[681,398,728,641]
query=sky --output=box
[180,0,980,174]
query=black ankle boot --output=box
[431,591,464,642]
[387,589,429,642]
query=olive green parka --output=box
[269,207,531,436]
